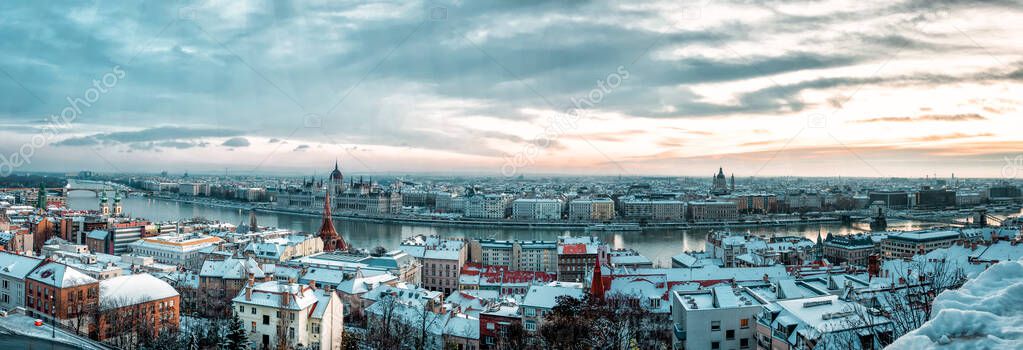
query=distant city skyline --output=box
[1,1,1020,178]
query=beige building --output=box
[401,236,467,294]
[468,239,558,273]
[687,201,739,222]
[128,234,223,270]
[568,198,616,221]
[242,234,324,264]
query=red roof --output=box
[561,243,587,255]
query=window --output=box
[251,307,256,315]
[524,320,536,331]
[740,318,749,329]
[740,338,750,349]
[486,322,495,330]
[711,321,721,331]
[711,341,720,350]
[251,322,256,332]
[239,306,245,313]
[524,308,536,317]
[726,329,735,340]
[263,315,270,325]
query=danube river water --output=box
[65,190,944,267]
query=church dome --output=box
[330,160,343,181]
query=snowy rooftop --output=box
[335,272,398,294]
[232,281,319,310]
[199,257,265,279]
[0,251,43,280]
[521,285,584,309]
[27,261,97,288]
[100,273,179,309]
[674,285,762,311]
[887,229,961,242]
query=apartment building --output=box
[0,251,43,312]
[128,234,223,270]
[567,198,616,221]
[687,201,739,222]
[511,198,563,220]
[621,199,685,221]
[401,235,468,294]
[556,236,605,282]
[233,280,344,350]
[468,239,558,273]
[464,194,513,219]
[671,286,764,350]
[881,229,960,259]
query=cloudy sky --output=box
[1,0,1020,178]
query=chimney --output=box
[245,284,253,301]
[281,290,290,307]
[309,279,317,290]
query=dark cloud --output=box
[222,137,251,147]
[293,144,310,151]
[55,127,243,146]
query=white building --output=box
[233,280,344,350]
[0,251,43,312]
[512,199,563,220]
[464,194,512,219]
[671,285,764,350]
[128,234,223,270]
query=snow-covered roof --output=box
[87,229,109,240]
[310,289,336,319]
[27,262,97,288]
[443,313,480,340]
[521,285,583,309]
[100,274,179,309]
[199,257,265,279]
[335,273,397,295]
[233,281,319,310]
[887,229,960,242]
[0,251,43,280]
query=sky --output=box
[0,0,1021,178]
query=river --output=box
[64,186,946,266]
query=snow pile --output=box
[888,259,1023,349]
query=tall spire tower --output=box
[318,190,348,252]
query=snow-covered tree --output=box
[222,313,251,350]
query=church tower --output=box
[248,209,259,233]
[113,192,123,216]
[318,190,349,252]
[100,193,110,216]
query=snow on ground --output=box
[888,258,1023,349]
[0,314,108,350]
